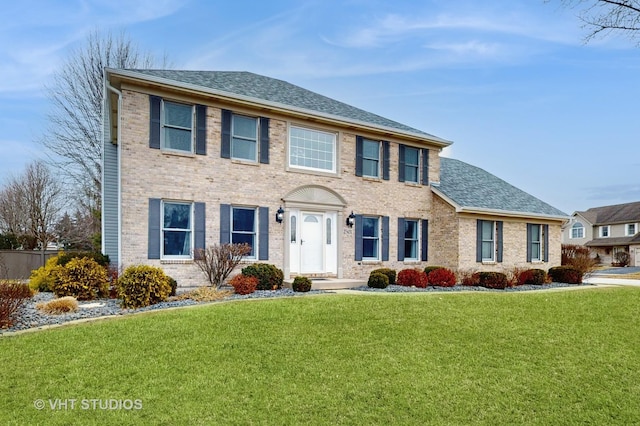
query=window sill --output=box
[362,176,382,182]
[286,166,339,179]
[481,260,496,265]
[404,181,421,187]
[231,159,259,166]
[361,260,382,265]
[161,150,196,159]
[161,259,194,264]
[403,260,421,265]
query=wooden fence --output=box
[0,250,59,280]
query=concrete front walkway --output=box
[583,276,640,287]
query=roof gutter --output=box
[105,68,452,147]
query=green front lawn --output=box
[2,287,639,425]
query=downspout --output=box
[104,75,122,270]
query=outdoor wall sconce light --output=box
[275,206,285,224]
[346,211,356,228]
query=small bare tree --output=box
[194,244,251,289]
[0,161,65,262]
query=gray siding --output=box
[102,92,119,265]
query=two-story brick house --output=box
[562,201,640,266]
[102,69,567,288]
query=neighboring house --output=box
[102,69,567,288]
[562,201,640,266]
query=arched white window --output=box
[571,222,584,239]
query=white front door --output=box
[301,213,324,273]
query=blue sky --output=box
[1,0,639,214]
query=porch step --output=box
[284,278,367,290]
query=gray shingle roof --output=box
[122,69,449,143]
[435,157,567,218]
[577,201,640,225]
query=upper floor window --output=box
[162,201,193,258]
[404,147,420,183]
[231,115,258,161]
[571,222,584,239]
[362,139,380,178]
[600,226,610,238]
[289,126,336,172]
[626,223,637,236]
[162,101,194,152]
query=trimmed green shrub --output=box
[423,266,444,275]
[427,268,457,287]
[548,266,582,284]
[292,276,312,292]
[397,269,428,288]
[56,251,110,268]
[518,269,547,285]
[368,272,389,289]
[371,268,396,285]
[51,257,109,300]
[0,280,32,328]
[229,274,258,295]
[29,255,60,292]
[241,263,284,290]
[117,265,172,309]
[477,272,508,289]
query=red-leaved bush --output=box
[427,268,457,287]
[0,281,32,328]
[397,269,428,288]
[229,274,258,295]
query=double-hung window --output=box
[162,201,193,258]
[571,222,584,239]
[529,224,542,261]
[404,219,419,260]
[289,126,336,172]
[232,114,258,161]
[162,101,194,152]
[362,216,380,260]
[404,147,420,183]
[362,139,380,178]
[481,220,495,262]
[626,223,637,236]
[600,226,610,238]
[232,207,257,258]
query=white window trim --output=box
[570,222,584,239]
[161,100,195,153]
[481,220,496,262]
[231,114,259,162]
[530,224,543,262]
[161,200,194,260]
[362,216,381,261]
[288,124,337,173]
[625,223,637,236]
[404,219,420,261]
[362,139,381,179]
[404,146,420,184]
[231,206,258,260]
[599,225,610,238]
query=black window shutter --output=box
[421,149,430,185]
[382,216,389,261]
[194,202,206,259]
[195,105,207,155]
[259,117,270,164]
[258,207,269,260]
[148,198,161,259]
[526,223,532,262]
[149,96,161,149]
[398,145,406,182]
[476,219,483,262]
[221,109,232,159]
[354,214,363,261]
[497,221,503,263]
[355,136,363,177]
[382,141,390,181]
[220,204,231,244]
[397,218,405,261]
[544,224,549,262]
[421,220,429,261]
